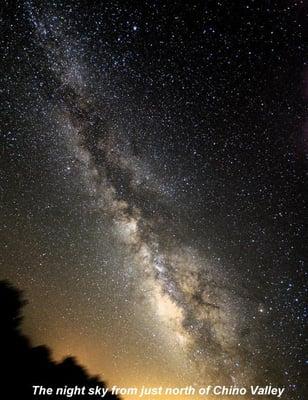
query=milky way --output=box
[1,1,306,399]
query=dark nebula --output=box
[0,1,307,399]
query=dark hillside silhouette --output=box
[0,280,120,400]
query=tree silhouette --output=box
[0,280,120,399]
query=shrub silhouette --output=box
[0,280,120,399]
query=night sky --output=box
[0,1,307,399]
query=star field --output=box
[0,1,307,399]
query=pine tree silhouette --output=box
[0,280,120,400]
